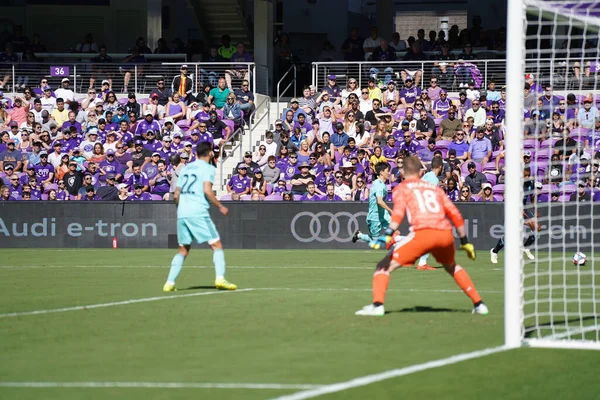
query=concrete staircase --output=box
[187,0,252,48]
[214,95,274,197]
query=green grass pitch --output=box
[0,249,599,400]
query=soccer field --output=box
[0,249,598,400]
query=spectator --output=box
[438,108,461,140]
[128,183,152,201]
[464,161,488,195]
[363,27,382,60]
[399,76,421,109]
[341,27,365,62]
[401,42,426,86]
[554,128,578,160]
[383,81,400,107]
[124,93,141,119]
[225,43,253,90]
[89,46,113,89]
[417,138,436,162]
[482,119,503,151]
[63,160,83,196]
[321,75,342,104]
[0,141,23,172]
[290,161,315,195]
[432,89,452,119]
[116,183,129,200]
[165,92,187,122]
[467,128,492,164]
[234,79,255,118]
[371,39,396,61]
[415,109,435,140]
[150,78,172,107]
[222,93,242,126]
[390,32,406,51]
[50,98,69,128]
[539,85,561,112]
[330,122,349,153]
[479,183,495,202]
[227,163,251,195]
[332,172,351,200]
[427,77,442,102]
[577,94,599,129]
[120,47,146,94]
[524,110,547,139]
[144,93,166,120]
[217,35,237,60]
[464,99,487,127]
[570,180,591,202]
[208,77,231,109]
[262,155,280,184]
[171,65,193,105]
[365,98,383,126]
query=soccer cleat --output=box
[490,249,498,264]
[163,282,177,292]
[416,264,437,271]
[524,248,535,260]
[215,278,237,290]
[352,230,360,243]
[355,304,385,316]
[472,303,489,315]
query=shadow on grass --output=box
[386,305,470,314]
[178,285,216,291]
[524,315,598,338]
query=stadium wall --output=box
[0,203,595,251]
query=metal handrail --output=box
[276,64,297,118]
[218,126,245,189]
[247,95,271,152]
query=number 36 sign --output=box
[50,66,70,77]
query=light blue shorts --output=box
[177,216,220,246]
[367,218,389,239]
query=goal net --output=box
[505,0,600,350]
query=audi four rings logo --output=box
[290,211,367,243]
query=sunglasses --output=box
[348,114,354,117]
[559,102,565,105]
[335,175,342,178]
[357,180,364,183]
[461,190,469,193]
[289,156,297,159]
[58,182,65,184]
[88,92,95,95]
[242,84,249,87]
[362,91,369,94]
[404,135,412,139]
[259,147,266,150]
[10,178,18,181]
[473,102,480,105]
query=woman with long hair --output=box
[351,176,370,201]
[341,78,361,105]
[0,103,11,131]
[297,140,311,164]
[17,130,31,153]
[354,122,371,149]
[369,120,388,148]
[103,131,118,152]
[103,91,120,113]
[47,189,58,201]
[343,111,357,137]
[276,145,290,170]
[446,177,460,201]
[90,142,106,163]
[165,92,187,122]
[458,185,474,202]
[313,141,332,167]
[250,169,266,198]
[383,81,400,107]
[56,154,70,181]
[419,91,433,114]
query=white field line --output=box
[0,265,505,271]
[1,287,503,319]
[0,381,323,390]
[0,289,253,318]
[271,346,509,400]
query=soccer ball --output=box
[573,252,587,266]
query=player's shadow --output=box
[178,285,217,291]
[386,306,469,314]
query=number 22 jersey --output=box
[177,160,214,219]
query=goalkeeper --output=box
[356,156,488,316]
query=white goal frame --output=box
[504,0,600,350]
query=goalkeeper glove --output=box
[459,236,476,260]
[370,227,394,250]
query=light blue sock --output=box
[418,253,430,266]
[166,253,185,283]
[358,233,371,243]
[214,249,226,279]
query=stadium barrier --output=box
[1,62,256,95]
[0,202,595,250]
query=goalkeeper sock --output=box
[166,253,185,284]
[447,265,482,304]
[372,269,390,305]
[213,248,226,279]
[358,233,371,243]
[523,234,535,247]
[492,237,505,254]
[417,253,430,266]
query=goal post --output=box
[505,0,600,350]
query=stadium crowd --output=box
[229,71,600,202]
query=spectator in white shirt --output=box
[54,78,75,108]
[363,27,382,61]
[40,87,56,113]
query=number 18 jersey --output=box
[177,160,214,219]
[391,177,464,232]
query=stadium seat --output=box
[558,194,571,202]
[293,195,303,201]
[150,194,162,200]
[560,183,577,195]
[523,139,537,150]
[41,194,48,200]
[264,194,282,201]
[540,138,558,148]
[485,173,497,185]
[541,184,558,194]
[482,162,497,172]
[569,128,589,140]
[43,183,58,193]
[220,194,232,200]
[493,194,503,202]
[471,195,481,201]
[240,194,252,201]
[492,184,505,194]
[435,140,451,150]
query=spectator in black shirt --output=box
[125,93,141,119]
[341,27,364,62]
[371,39,396,62]
[149,78,172,106]
[63,160,84,196]
[554,129,578,160]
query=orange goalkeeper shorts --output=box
[391,229,456,267]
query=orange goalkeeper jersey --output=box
[391,177,465,232]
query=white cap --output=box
[144,110,153,116]
[102,79,110,85]
[117,183,128,190]
[61,78,70,83]
[164,117,174,125]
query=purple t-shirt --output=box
[487,110,505,124]
[194,110,211,123]
[127,172,149,189]
[230,52,253,69]
[417,147,435,162]
[62,121,82,134]
[156,148,174,164]
[398,141,421,155]
[314,174,333,193]
[128,192,153,201]
[57,189,69,200]
[99,159,122,180]
[227,175,251,193]
[8,184,21,200]
[300,193,320,201]
[281,163,299,181]
[400,87,421,105]
[382,144,399,159]
[151,174,170,194]
[34,162,54,183]
[143,139,162,152]
[142,162,160,180]
[448,141,469,157]
[447,189,459,201]
[433,99,451,118]
[319,194,343,201]
[136,120,161,135]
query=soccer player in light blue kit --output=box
[353,162,393,245]
[163,142,237,292]
[413,157,445,270]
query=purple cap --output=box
[328,75,336,80]
[134,139,143,145]
[253,168,263,174]
[106,149,115,155]
[440,89,447,94]
[27,164,35,170]
[43,86,51,91]
[9,121,18,127]
[0,90,3,96]
[172,132,182,138]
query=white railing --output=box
[1,61,256,95]
[276,64,297,118]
